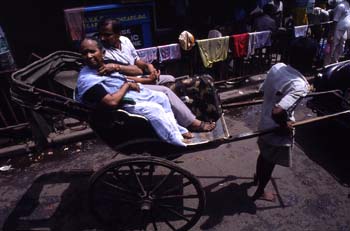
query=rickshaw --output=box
[10,51,350,231]
[307,60,350,128]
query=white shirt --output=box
[333,1,350,32]
[104,35,140,65]
[259,63,309,146]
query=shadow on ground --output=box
[295,119,350,187]
[2,171,101,231]
[198,175,287,230]
[3,172,288,231]
[199,175,256,230]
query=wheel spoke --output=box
[156,194,199,200]
[148,164,154,195]
[139,165,147,178]
[160,205,190,222]
[163,217,177,231]
[182,206,199,213]
[98,193,139,205]
[150,211,158,231]
[129,164,146,195]
[101,179,139,197]
[90,158,205,231]
[111,169,136,191]
[141,211,148,231]
[161,181,192,195]
[151,170,175,195]
[159,203,199,213]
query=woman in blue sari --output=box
[75,37,191,146]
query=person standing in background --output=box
[315,0,350,65]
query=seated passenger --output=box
[97,17,175,85]
[75,37,191,146]
[97,18,216,132]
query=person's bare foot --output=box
[251,191,277,202]
[188,119,216,132]
[182,139,192,144]
[182,132,194,139]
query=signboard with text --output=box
[83,3,154,49]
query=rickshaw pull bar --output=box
[223,109,350,144]
[292,110,350,127]
[222,99,263,109]
[307,89,343,96]
[222,89,344,109]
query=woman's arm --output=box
[101,82,140,106]
[98,63,143,76]
[126,69,160,84]
[135,59,157,74]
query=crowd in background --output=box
[183,0,350,74]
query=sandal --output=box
[189,121,216,132]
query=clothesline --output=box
[136,21,333,68]
[136,43,182,64]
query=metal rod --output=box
[31,53,43,60]
[0,110,9,127]
[214,74,253,85]
[222,89,345,109]
[307,89,343,96]
[223,109,350,144]
[0,122,29,132]
[0,127,95,158]
[293,110,350,127]
[46,128,94,145]
[20,107,28,121]
[1,88,19,124]
[222,99,263,109]
[0,141,36,158]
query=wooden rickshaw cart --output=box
[10,51,350,231]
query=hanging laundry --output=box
[294,25,308,38]
[254,31,272,49]
[247,33,256,57]
[231,33,249,58]
[196,36,229,68]
[158,43,181,63]
[247,31,272,57]
[136,46,158,64]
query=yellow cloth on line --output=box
[196,36,229,68]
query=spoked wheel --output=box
[89,157,206,231]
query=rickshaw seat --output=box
[91,106,230,150]
[54,70,79,90]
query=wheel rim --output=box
[89,157,205,231]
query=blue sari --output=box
[75,66,187,146]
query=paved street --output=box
[0,98,350,231]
